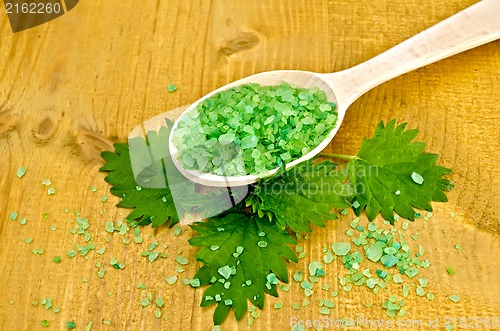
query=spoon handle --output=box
[325,0,500,106]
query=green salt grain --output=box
[447,266,455,276]
[41,179,52,186]
[323,250,335,264]
[166,275,178,285]
[418,278,429,287]
[392,274,403,284]
[104,222,114,233]
[323,300,335,308]
[140,298,150,307]
[218,266,232,279]
[381,255,399,268]
[293,270,303,282]
[173,226,182,236]
[300,280,313,290]
[176,255,189,265]
[149,252,159,263]
[319,307,331,315]
[167,84,177,92]
[154,310,162,318]
[411,172,424,184]
[366,245,383,262]
[308,261,323,276]
[9,212,18,221]
[274,302,283,309]
[155,297,165,308]
[403,284,409,298]
[405,268,419,278]
[331,242,350,256]
[449,295,460,303]
[17,166,27,178]
[97,268,106,279]
[189,278,201,288]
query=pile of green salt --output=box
[172,82,338,176]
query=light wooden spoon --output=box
[169,0,500,187]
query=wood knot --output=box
[32,116,58,143]
[219,32,260,56]
[75,126,113,163]
[0,110,17,137]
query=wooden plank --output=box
[0,0,499,330]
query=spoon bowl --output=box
[169,70,344,187]
[169,0,500,187]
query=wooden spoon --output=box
[169,0,500,187]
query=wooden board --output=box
[0,0,499,330]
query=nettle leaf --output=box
[347,120,454,222]
[100,122,246,227]
[246,160,354,233]
[189,213,297,325]
[100,139,181,227]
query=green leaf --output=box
[246,160,354,233]
[189,213,297,325]
[100,138,180,227]
[100,121,247,227]
[347,120,454,222]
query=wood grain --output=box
[0,0,499,330]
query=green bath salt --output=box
[172,82,338,176]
